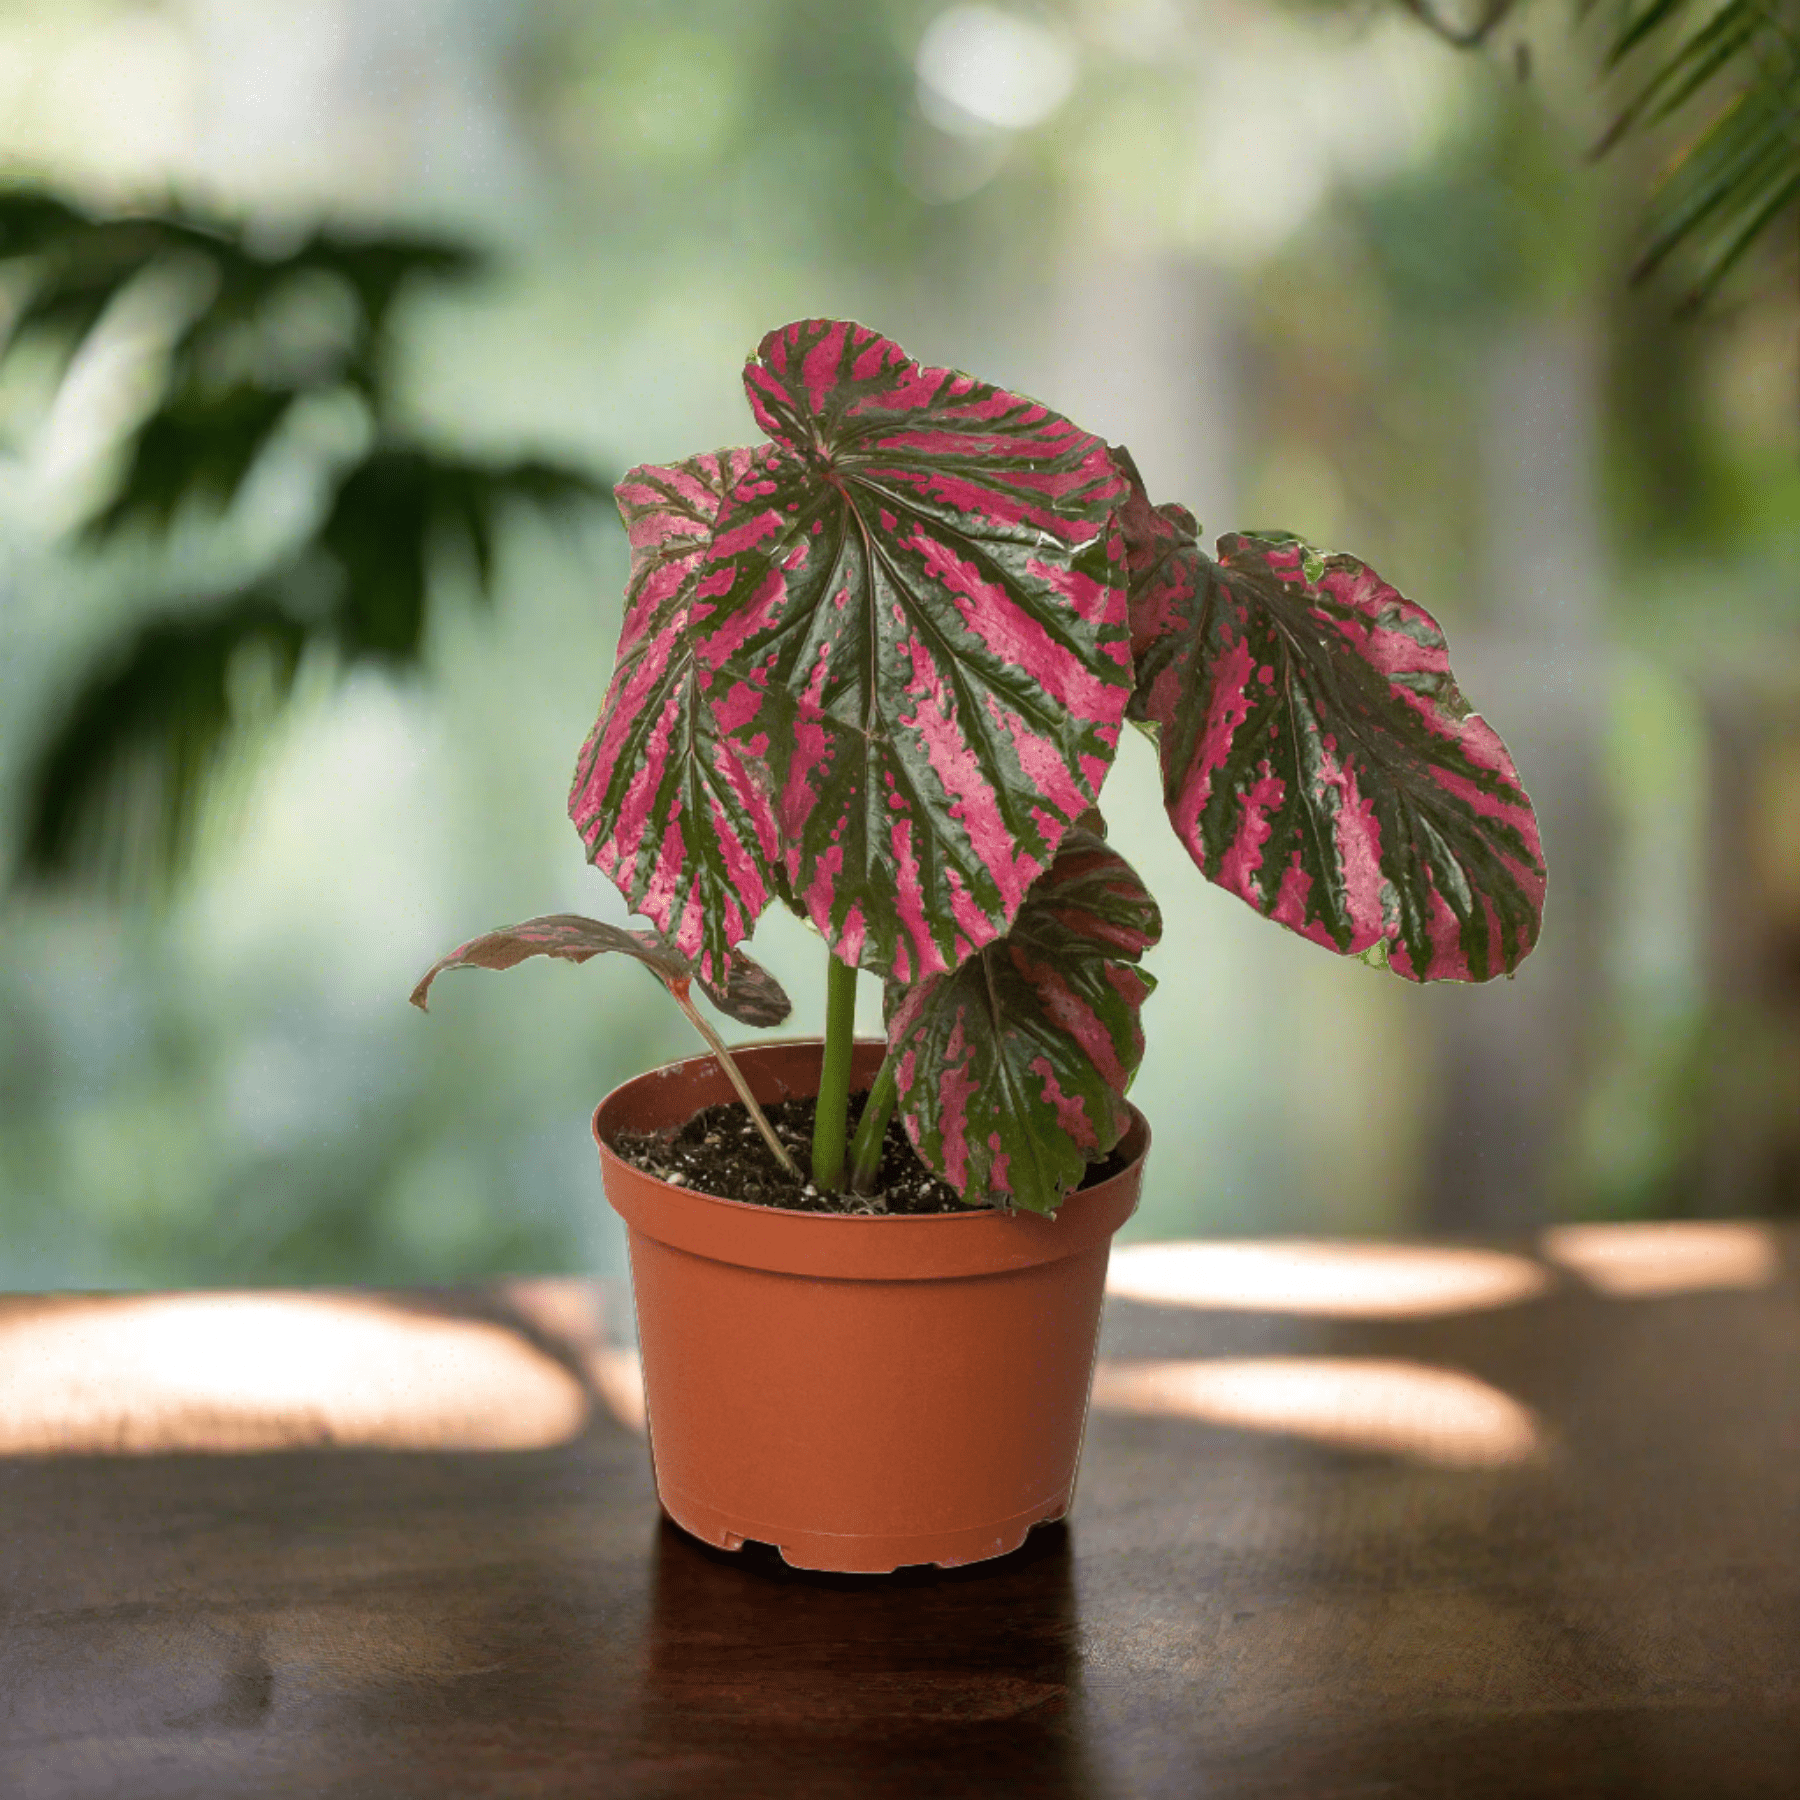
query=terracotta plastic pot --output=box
[593,1039,1148,1574]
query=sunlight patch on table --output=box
[1090,1357,1543,1468]
[587,1347,647,1433]
[1540,1222,1781,1297]
[0,1293,589,1455]
[1106,1241,1551,1318]
[497,1277,646,1434]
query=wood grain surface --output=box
[2,1228,1797,1798]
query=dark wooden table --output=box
[3,1224,1797,1798]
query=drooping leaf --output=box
[690,938,793,1026]
[408,912,790,1028]
[680,318,1133,987]
[410,914,684,1006]
[885,828,1160,1214]
[1121,474,1543,982]
[569,448,786,989]
[16,587,306,890]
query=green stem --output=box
[811,951,858,1190]
[848,1046,899,1196]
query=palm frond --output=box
[319,450,610,664]
[17,588,308,892]
[5,189,611,898]
[83,386,300,543]
[1594,0,1800,310]
[0,190,486,534]
[15,445,608,893]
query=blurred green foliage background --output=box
[1,0,1796,1291]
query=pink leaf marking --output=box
[569,449,783,984]
[679,320,1133,981]
[1115,445,1544,983]
[885,829,1159,1214]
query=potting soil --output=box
[610,1092,1127,1216]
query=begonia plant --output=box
[414,319,1545,1215]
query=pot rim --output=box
[592,1039,1149,1280]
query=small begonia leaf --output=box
[690,319,1133,985]
[569,449,785,988]
[408,913,791,1028]
[1118,455,1544,982]
[885,828,1160,1215]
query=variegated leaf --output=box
[885,829,1160,1215]
[1114,444,1202,668]
[568,449,785,988]
[692,319,1133,985]
[409,913,792,1028]
[1122,478,1544,982]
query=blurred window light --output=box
[898,115,1012,204]
[1106,1240,1551,1318]
[1540,1223,1781,1297]
[0,1294,588,1456]
[1177,16,1459,263]
[1091,1357,1543,1468]
[915,6,1077,135]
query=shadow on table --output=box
[637,1513,1095,1799]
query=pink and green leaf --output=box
[568,449,785,988]
[884,829,1160,1215]
[1120,461,1544,982]
[409,912,792,1028]
[688,319,1134,985]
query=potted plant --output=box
[412,319,1545,1572]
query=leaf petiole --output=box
[812,952,858,1190]
[848,1047,899,1196]
[665,978,802,1180]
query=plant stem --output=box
[848,1046,899,1195]
[667,981,801,1180]
[812,951,858,1190]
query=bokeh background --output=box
[1,0,1795,1292]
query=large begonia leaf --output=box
[884,829,1160,1215]
[568,449,785,987]
[409,913,791,1028]
[1120,467,1544,982]
[690,318,1133,985]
